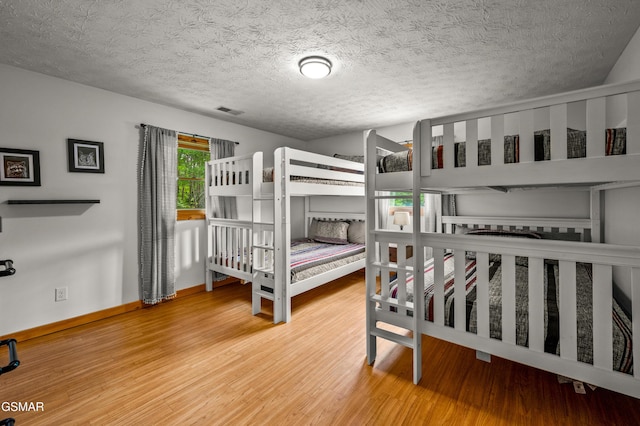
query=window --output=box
[177,134,210,221]
[389,192,425,216]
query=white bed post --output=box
[421,121,432,177]
[304,197,313,239]
[365,129,378,365]
[205,161,214,291]
[251,152,265,315]
[628,91,640,154]
[633,267,640,382]
[412,120,428,384]
[273,147,292,324]
[590,187,603,243]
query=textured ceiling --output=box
[1,0,639,141]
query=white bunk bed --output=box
[365,79,640,398]
[206,147,366,324]
[206,152,264,285]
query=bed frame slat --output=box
[444,123,455,170]
[501,254,517,345]
[528,257,545,352]
[464,118,478,170]
[454,251,466,332]
[550,104,568,160]
[592,264,613,370]
[433,249,445,326]
[559,260,578,362]
[632,267,639,380]
[475,252,490,338]
[586,97,606,158]
[396,243,408,316]
[519,109,534,163]
[491,115,505,166]
[380,242,390,300]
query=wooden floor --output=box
[2,271,639,425]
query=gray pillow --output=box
[347,221,366,244]
[314,220,349,244]
[308,218,319,239]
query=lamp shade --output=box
[393,211,410,229]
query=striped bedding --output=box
[389,253,633,374]
[290,239,365,283]
[262,167,363,186]
[428,127,627,169]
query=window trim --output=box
[177,134,209,221]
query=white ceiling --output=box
[1,0,639,141]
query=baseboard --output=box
[1,284,207,342]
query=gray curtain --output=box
[209,138,237,218]
[423,193,440,233]
[138,125,177,304]
[442,194,456,217]
[378,191,390,230]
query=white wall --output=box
[308,121,415,158]
[606,26,640,84]
[456,189,590,218]
[305,122,415,219]
[0,64,304,336]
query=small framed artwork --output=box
[0,148,41,186]
[67,139,105,173]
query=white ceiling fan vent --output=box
[216,106,244,116]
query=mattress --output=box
[262,167,363,186]
[389,253,633,374]
[289,239,365,283]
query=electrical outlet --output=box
[55,287,68,302]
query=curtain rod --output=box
[139,123,239,144]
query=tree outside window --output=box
[390,192,424,207]
[177,135,210,220]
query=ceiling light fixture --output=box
[299,56,332,79]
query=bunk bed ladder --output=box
[365,125,425,384]
[251,150,276,315]
[251,221,276,313]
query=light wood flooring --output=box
[2,271,639,425]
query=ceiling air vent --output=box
[216,106,244,116]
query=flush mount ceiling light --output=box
[299,56,332,79]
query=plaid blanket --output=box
[388,254,633,374]
[290,239,365,281]
[426,127,627,168]
[262,167,363,186]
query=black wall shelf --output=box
[7,200,100,205]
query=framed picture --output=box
[0,148,41,186]
[67,139,104,173]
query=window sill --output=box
[177,210,206,221]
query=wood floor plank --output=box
[1,270,639,425]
